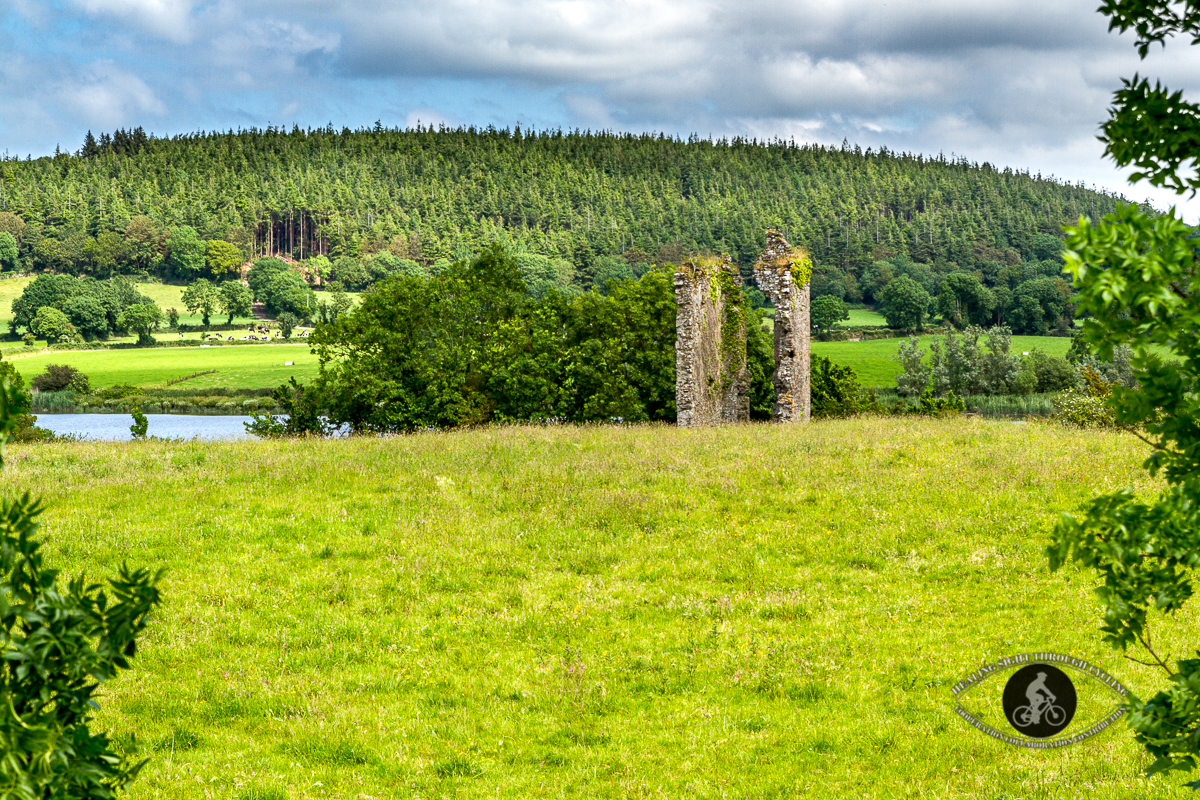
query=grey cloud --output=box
[3,0,1200,219]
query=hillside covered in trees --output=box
[0,124,1136,333]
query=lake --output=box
[37,414,255,441]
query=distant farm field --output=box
[5,418,1190,799]
[844,307,887,326]
[9,343,318,389]
[813,335,1073,387]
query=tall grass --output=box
[30,390,79,413]
[1,419,1188,799]
[964,392,1058,416]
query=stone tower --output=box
[674,255,750,427]
[753,229,812,422]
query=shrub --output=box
[129,405,148,439]
[811,356,872,418]
[95,383,143,400]
[1052,388,1117,427]
[30,364,90,393]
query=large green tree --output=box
[1047,0,1200,784]
[936,271,992,328]
[811,295,849,338]
[0,232,17,272]
[62,295,108,340]
[165,226,206,279]
[32,306,72,343]
[181,279,220,326]
[205,240,243,280]
[119,302,162,344]
[307,245,678,432]
[219,281,253,324]
[878,275,930,332]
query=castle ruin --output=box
[674,231,812,426]
[753,229,812,422]
[673,255,750,427]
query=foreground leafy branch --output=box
[0,379,164,798]
[1047,2,1200,780]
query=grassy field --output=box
[8,332,1068,392]
[2,418,1191,799]
[813,335,1073,388]
[9,344,319,389]
[844,308,887,327]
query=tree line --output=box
[0,125,1135,322]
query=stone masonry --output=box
[753,229,812,422]
[674,255,750,427]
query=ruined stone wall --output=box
[674,256,750,427]
[753,230,813,422]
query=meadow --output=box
[811,335,1072,387]
[5,417,1191,799]
[9,344,319,389]
[8,333,1070,398]
[844,307,888,327]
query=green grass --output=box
[843,307,887,327]
[8,344,318,389]
[0,276,31,324]
[131,282,258,326]
[814,335,1073,387]
[2,418,1191,798]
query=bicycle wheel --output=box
[1044,705,1066,726]
[1012,705,1035,727]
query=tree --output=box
[218,281,253,324]
[1008,277,1072,334]
[83,231,127,278]
[303,255,332,284]
[878,275,930,332]
[62,295,109,340]
[936,271,992,328]
[119,302,162,344]
[205,239,243,280]
[166,307,179,328]
[181,279,220,327]
[124,216,162,271]
[11,275,78,331]
[329,286,353,322]
[331,256,369,290]
[277,311,298,339]
[247,258,288,300]
[260,272,314,319]
[0,232,17,271]
[165,226,206,279]
[811,295,849,339]
[31,306,73,343]
[1045,0,1200,785]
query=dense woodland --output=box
[0,124,1145,335]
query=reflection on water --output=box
[37,414,254,442]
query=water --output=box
[37,414,255,441]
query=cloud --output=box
[72,0,194,42]
[2,0,1200,217]
[59,61,167,127]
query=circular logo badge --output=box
[1002,663,1077,738]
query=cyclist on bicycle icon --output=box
[1011,671,1067,728]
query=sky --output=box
[2,0,1199,221]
